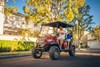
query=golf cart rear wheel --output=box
[32,48,42,59]
[49,46,60,60]
[69,46,75,56]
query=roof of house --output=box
[11,12,25,18]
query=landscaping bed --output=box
[0,40,35,52]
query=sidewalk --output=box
[76,48,100,51]
[76,48,100,54]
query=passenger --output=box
[58,26,66,50]
[66,30,73,49]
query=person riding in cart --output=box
[57,26,66,50]
[66,30,73,49]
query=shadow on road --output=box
[58,56,83,61]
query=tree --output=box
[72,4,94,41]
[92,25,100,41]
[23,0,85,24]
[0,0,17,16]
[0,0,18,20]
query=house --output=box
[81,31,89,44]
[0,0,38,42]
[0,0,37,35]
[87,33,100,49]
[4,12,27,35]
[81,31,100,49]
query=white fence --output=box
[0,34,37,42]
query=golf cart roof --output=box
[42,21,74,28]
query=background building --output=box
[0,0,37,41]
[81,31,100,49]
[4,12,26,35]
[87,33,100,49]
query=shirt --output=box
[67,34,73,39]
[58,29,66,36]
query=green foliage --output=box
[32,30,39,37]
[20,29,39,37]
[20,29,29,36]
[5,5,18,16]
[75,44,89,48]
[80,44,89,48]
[92,25,100,41]
[72,4,94,40]
[3,0,18,16]
[0,40,35,52]
[23,0,85,23]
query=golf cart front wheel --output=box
[32,48,42,59]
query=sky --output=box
[6,0,100,26]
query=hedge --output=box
[0,40,35,52]
[80,44,89,48]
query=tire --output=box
[49,46,60,60]
[69,46,75,56]
[32,48,42,59]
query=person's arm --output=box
[59,30,64,34]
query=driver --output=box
[58,26,66,50]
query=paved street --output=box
[0,50,100,67]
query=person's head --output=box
[59,26,63,30]
[68,30,72,34]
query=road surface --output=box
[0,50,100,67]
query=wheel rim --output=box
[35,50,41,57]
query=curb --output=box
[0,54,32,59]
[0,49,100,59]
[0,52,48,59]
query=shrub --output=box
[0,40,35,52]
[80,44,89,48]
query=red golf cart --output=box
[32,21,75,60]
